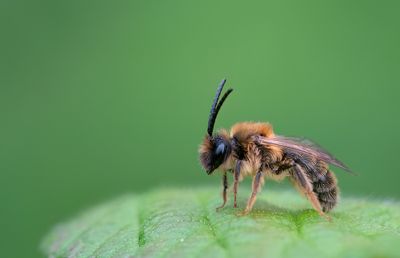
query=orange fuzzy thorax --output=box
[230,122,275,141]
[229,122,283,177]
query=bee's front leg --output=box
[216,171,228,211]
[239,170,264,216]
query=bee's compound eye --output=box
[215,143,226,155]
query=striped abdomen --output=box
[292,155,339,213]
[310,169,339,212]
[283,151,340,213]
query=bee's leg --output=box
[240,170,263,215]
[233,161,241,208]
[291,164,331,221]
[305,190,331,221]
[216,172,228,211]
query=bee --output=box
[199,79,352,218]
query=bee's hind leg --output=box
[216,172,228,211]
[291,164,331,221]
[305,191,331,222]
[239,170,264,216]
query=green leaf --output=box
[41,187,400,258]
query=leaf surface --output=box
[41,188,400,258]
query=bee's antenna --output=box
[207,79,234,136]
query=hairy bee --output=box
[199,79,352,218]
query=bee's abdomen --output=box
[311,170,338,212]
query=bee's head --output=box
[199,132,232,174]
[198,79,233,175]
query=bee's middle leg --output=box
[216,172,228,211]
[233,161,241,208]
[240,170,264,215]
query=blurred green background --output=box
[1,0,400,257]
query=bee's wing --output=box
[256,135,353,173]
